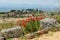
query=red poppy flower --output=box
[32,17,36,21]
[21,20,26,28]
[26,18,30,22]
[35,17,40,20]
[30,17,32,20]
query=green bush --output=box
[56,15,60,23]
[25,20,40,33]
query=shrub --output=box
[56,15,60,23]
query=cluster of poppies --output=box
[16,14,45,28]
[16,14,46,33]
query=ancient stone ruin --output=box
[40,18,59,29]
[0,26,24,39]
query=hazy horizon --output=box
[0,0,59,12]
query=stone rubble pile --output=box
[0,26,24,39]
[40,18,59,29]
[0,36,6,40]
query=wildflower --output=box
[35,17,40,20]
[29,17,33,21]
[26,18,30,22]
[21,20,26,28]
[32,17,36,22]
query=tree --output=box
[0,12,5,14]
[51,13,54,16]
[10,10,16,12]
[39,10,43,13]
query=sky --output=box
[0,0,59,12]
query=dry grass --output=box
[0,18,27,31]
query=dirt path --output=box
[31,31,60,40]
[12,38,19,40]
[0,18,27,23]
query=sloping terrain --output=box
[31,31,60,40]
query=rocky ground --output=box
[11,31,60,40]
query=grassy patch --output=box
[0,23,15,31]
